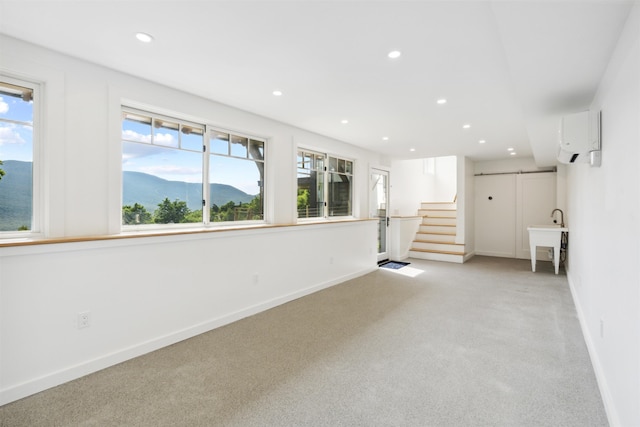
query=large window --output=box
[0,78,36,233]
[297,150,353,219]
[122,108,265,227]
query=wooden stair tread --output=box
[416,231,456,236]
[422,224,456,227]
[410,248,465,256]
[413,239,464,246]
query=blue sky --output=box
[0,95,33,162]
[122,118,262,195]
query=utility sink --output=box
[527,225,568,274]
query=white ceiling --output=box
[0,0,633,164]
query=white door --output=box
[475,174,517,257]
[370,169,390,262]
[516,172,557,259]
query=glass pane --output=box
[230,135,248,158]
[122,142,202,225]
[153,119,180,148]
[122,112,152,143]
[249,139,264,160]
[338,158,346,173]
[210,155,263,222]
[211,132,229,155]
[315,154,324,171]
[329,156,337,172]
[181,125,204,152]
[328,173,351,217]
[0,82,34,231]
[297,168,323,218]
[345,160,353,174]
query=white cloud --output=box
[139,165,201,177]
[122,129,152,143]
[154,133,176,146]
[122,130,176,147]
[0,97,8,115]
[0,124,26,145]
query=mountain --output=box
[123,171,256,212]
[0,162,256,231]
[0,160,32,231]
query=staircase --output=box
[409,202,466,263]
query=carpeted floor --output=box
[0,256,607,427]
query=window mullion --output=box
[323,155,329,218]
[203,126,211,224]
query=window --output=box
[0,78,37,233]
[209,131,264,222]
[122,108,266,227]
[297,150,353,219]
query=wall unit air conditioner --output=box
[557,111,590,164]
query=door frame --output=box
[370,166,391,262]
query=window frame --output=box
[296,148,354,221]
[0,75,41,238]
[121,106,267,231]
[206,125,266,225]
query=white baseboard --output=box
[566,270,619,427]
[0,266,376,406]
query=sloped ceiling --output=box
[0,0,633,164]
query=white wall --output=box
[474,156,554,175]
[0,35,384,404]
[565,4,639,426]
[390,156,456,216]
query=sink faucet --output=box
[551,208,564,227]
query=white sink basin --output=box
[528,225,568,274]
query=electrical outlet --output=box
[78,311,91,329]
[600,318,604,338]
[253,273,259,285]
[329,257,334,265]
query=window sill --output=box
[0,218,376,248]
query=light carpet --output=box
[0,256,607,426]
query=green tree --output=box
[122,203,152,225]
[297,188,309,210]
[213,200,236,222]
[0,160,5,181]
[246,195,263,220]
[184,209,203,223]
[153,198,190,224]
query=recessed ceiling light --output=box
[507,147,514,151]
[437,98,447,105]
[272,90,283,96]
[382,136,389,141]
[409,148,416,152]
[510,152,517,156]
[135,32,154,43]
[387,50,402,59]
[479,140,486,144]
[463,124,471,129]
[341,119,349,124]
